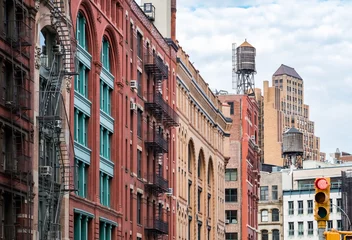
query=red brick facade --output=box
[69,0,178,239]
[219,94,260,240]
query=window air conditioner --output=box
[225,219,230,224]
[130,101,137,111]
[130,80,138,90]
[166,188,173,196]
[39,166,53,176]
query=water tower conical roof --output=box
[240,40,253,47]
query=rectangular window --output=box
[228,102,234,115]
[327,220,333,230]
[337,198,342,212]
[289,222,294,236]
[298,222,303,235]
[225,169,237,181]
[75,63,89,97]
[198,188,201,212]
[225,189,237,202]
[272,185,278,200]
[337,220,342,230]
[99,221,113,240]
[101,38,110,71]
[288,201,294,215]
[298,201,303,214]
[130,23,134,50]
[225,210,237,224]
[100,81,112,115]
[198,224,201,240]
[100,172,111,207]
[74,108,89,147]
[137,31,143,58]
[188,181,192,204]
[308,200,313,214]
[100,126,111,160]
[137,110,142,138]
[330,199,333,213]
[137,193,142,224]
[74,213,90,240]
[137,149,142,178]
[76,13,87,49]
[75,159,88,198]
[308,221,314,235]
[188,220,191,240]
[260,186,268,201]
[226,233,238,240]
[137,70,142,96]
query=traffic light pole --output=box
[318,221,327,240]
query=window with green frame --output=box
[74,213,91,240]
[75,62,89,97]
[75,158,88,198]
[100,81,112,115]
[101,37,110,71]
[74,108,89,146]
[100,126,111,160]
[76,12,88,50]
[100,172,111,207]
[99,221,113,240]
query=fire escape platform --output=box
[145,174,169,194]
[144,54,169,80]
[144,133,168,153]
[144,218,169,235]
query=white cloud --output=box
[175,0,352,156]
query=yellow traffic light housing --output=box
[314,177,330,221]
[345,235,352,240]
[324,231,340,240]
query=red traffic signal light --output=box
[314,177,330,221]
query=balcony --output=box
[145,218,169,235]
[145,92,179,127]
[145,132,168,153]
[144,53,168,80]
[146,174,168,194]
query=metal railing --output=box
[145,218,169,234]
[0,85,31,110]
[144,53,168,79]
[145,131,168,152]
[5,20,32,47]
[145,92,179,124]
[2,152,31,174]
[147,174,168,191]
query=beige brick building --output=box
[175,45,232,240]
[258,64,322,166]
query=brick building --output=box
[68,0,179,239]
[175,47,232,240]
[0,0,34,238]
[218,94,261,240]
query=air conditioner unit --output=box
[130,80,138,90]
[166,188,173,196]
[225,219,230,224]
[39,166,53,176]
[130,101,137,111]
[55,120,62,129]
[251,135,255,140]
[52,45,61,53]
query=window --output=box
[74,213,91,240]
[100,126,111,160]
[288,201,294,215]
[188,143,192,172]
[337,198,342,212]
[298,222,303,235]
[225,189,237,202]
[225,169,237,181]
[308,221,313,235]
[260,186,268,201]
[99,172,110,207]
[272,229,280,240]
[188,181,192,204]
[226,233,238,240]
[198,224,201,240]
[99,221,114,240]
[137,109,142,138]
[101,37,110,71]
[261,230,268,240]
[330,199,333,212]
[261,210,268,222]
[272,208,279,222]
[272,185,278,200]
[75,62,89,97]
[137,193,142,224]
[198,188,201,212]
[137,150,142,178]
[207,194,210,216]
[76,12,87,50]
[130,23,134,50]
[137,70,142,96]
[137,31,143,58]
[74,109,89,146]
[327,220,333,230]
[75,159,88,198]
[225,210,237,224]
[228,102,234,115]
[308,200,313,214]
[288,222,294,236]
[188,220,191,240]
[298,201,303,214]
[100,81,112,115]
[337,220,342,230]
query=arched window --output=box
[101,37,110,71]
[76,12,88,50]
[261,210,268,222]
[272,229,280,240]
[261,230,268,240]
[188,142,193,172]
[272,209,279,222]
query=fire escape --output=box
[37,0,76,238]
[143,52,178,239]
[0,0,33,239]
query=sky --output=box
[174,0,352,157]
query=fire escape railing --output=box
[144,53,168,80]
[145,218,169,234]
[6,20,32,48]
[146,174,169,194]
[145,92,179,127]
[145,132,168,153]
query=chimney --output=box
[141,0,176,40]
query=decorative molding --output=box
[65,76,72,93]
[34,46,41,69]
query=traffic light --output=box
[345,235,352,240]
[325,232,340,240]
[314,177,330,221]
